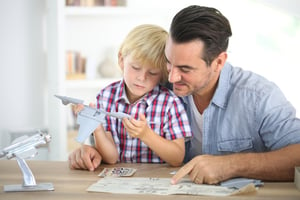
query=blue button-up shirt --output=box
[184,62,300,161]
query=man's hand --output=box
[68,144,102,171]
[171,155,233,185]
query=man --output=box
[68,5,300,185]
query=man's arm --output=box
[171,143,300,184]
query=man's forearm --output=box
[231,143,300,181]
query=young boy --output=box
[92,24,192,167]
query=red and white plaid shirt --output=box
[96,79,192,163]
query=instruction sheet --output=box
[87,177,257,196]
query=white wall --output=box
[126,0,300,115]
[0,0,299,159]
[225,0,300,115]
[0,0,47,157]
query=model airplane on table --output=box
[55,95,131,143]
[0,131,51,160]
[1,131,54,192]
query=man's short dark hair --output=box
[170,5,232,66]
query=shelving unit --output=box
[46,0,174,160]
[47,1,125,157]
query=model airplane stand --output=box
[1,131,54,192]
[4,156,54,192]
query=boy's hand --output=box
[122,113,150,139]
[72,104,85,116]
[72,102,96,116]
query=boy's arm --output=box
[141,130,185,167]
[122,113,185,166]
[93,125,118,164]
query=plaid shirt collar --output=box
[115,79,161,106]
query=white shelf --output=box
[65,78,120,89]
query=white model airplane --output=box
[1,131,54,192]
[55,95,131,143]
[0,131,51,160]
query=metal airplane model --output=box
[1,131,54,192]
[0,131,51,160]
[55,94,131,143]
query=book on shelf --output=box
[66,50,86,80]
[66,0,126,7]
[66,73,86,80]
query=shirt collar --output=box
[211,62,232,109]
[115,79,128,103]
[115,79,161,106]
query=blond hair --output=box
[119,24,168,84]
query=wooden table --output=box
[0,160,299,200]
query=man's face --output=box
[164,36,220,97]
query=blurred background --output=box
[0,0,299,160]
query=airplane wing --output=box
[6,135,37,159]
[54,94,83,105]
[76,106,106,143]
[1,132,51,160]
[55,94,131,143]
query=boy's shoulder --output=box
[158,84,174,94]
[150,85,186,109]
[157,84,183,101]
[97,80,122,99]
[101,80,122,91]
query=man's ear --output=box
[118,52,124,70]
[214,51,227,72]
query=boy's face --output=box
[120,54,162,103]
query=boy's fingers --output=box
[88,103,96,108]
[139,113,146,121]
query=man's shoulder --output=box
[224,64,287,109]
[214,63,284,110]
[228,64,278,94]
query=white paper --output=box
[87,177,257,196]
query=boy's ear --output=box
[118,52,124,70]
